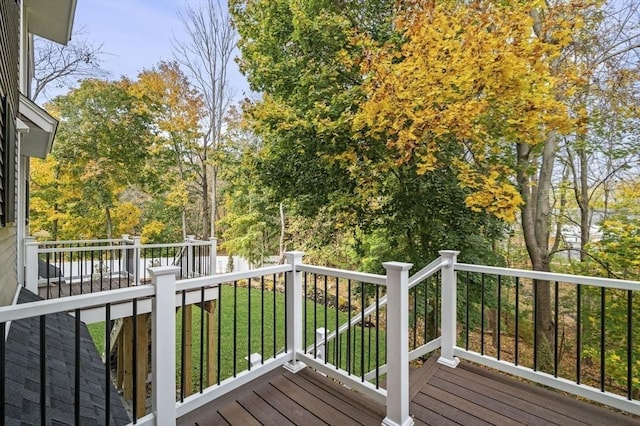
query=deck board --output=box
[178,356,640,426]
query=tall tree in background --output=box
[33,28,107,102]
[133,61,205,240]
[174,0,237,239]
[356,0,617,364]
[559,0,640,260]
[230,0,504,270]
[40,79,151,239]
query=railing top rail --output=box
[0,285,155,323]
[296,264,387,286]
[29,238,123,246]
[176,264,292,292]
[456,263,640,291]
[37,244,128,254]
[140,241,211,249]
[34,240,214,254]
[408,256,448,287]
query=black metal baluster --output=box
[336,277,340,370]
[576,284,581,384]
[600,286,606,392]
[435,271,440,334]
[313,274,318,358]
[481,274,485,355]
[40,315,46,426]
[304,273,308,352]
[217,284,222,385]
[180,290,186,402]
[104,305,111,424]
[347,279,352,375]
[58,251,63,298]
[132,299,139,422]
[412,285,417,350]
[360,280,365,381]
[375,285,380,388]
[284,273,288,353]
[324,276,328,365]
[75,309,81,425]
[515,277,520,366]
[199,288,204,392]
[423,280,428,344]
[554,281,559,378]
[627,290,633,400]
[233,280,238,377]
[91,250,95,292]
[248,279,252,371]
[261,276,265,363]
[46,251,51,299]
[273,274,277,359]
[118,247,122,288]
[497,275,502,360]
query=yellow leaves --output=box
[166,182,189,209]
[354,0,578,221]
[112,202,142,236]
[457,163,523,222]
[141,220,165,244]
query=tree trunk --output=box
[578,145,590,259]
[105,205,113,240]
[517,137,555,371]
[201,168,210,239]
[279,202,286,264]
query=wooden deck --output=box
[37,277,134,299]
[178,355,640,425]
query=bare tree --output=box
[173,1,237,239]
[33,28,107,101]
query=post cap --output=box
[382,261,413,272]
[148,266,181,278]
[284,251,304,262]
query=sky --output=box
[69,0,250,101]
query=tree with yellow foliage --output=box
[356,0,601,366]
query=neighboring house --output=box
[0,0,74,306]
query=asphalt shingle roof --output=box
[5,289,130,426]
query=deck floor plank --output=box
[252,382,327,426]
[218,401,261,426]
[429,373,559,426]
[237,391,296,426]
[449,361,639,426]
[178,357,640,426]
[411,387,492,426]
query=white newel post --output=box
[438,250,460,368]
[382,261,414,426]
[284,251,305,373]
[149,266,180,425]
[185,235,195,278]
[133,236,141,285]
[209,237,217,275]
[24,236,38,294]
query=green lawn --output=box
[87,284,386,389]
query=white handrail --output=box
[455,263,640,291]
[296,264,387,286]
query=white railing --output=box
[24,235,217,297]
[399,254,640,416]
[4,251,417,426]
[6,247,639,424]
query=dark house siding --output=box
[0,0,20,305]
